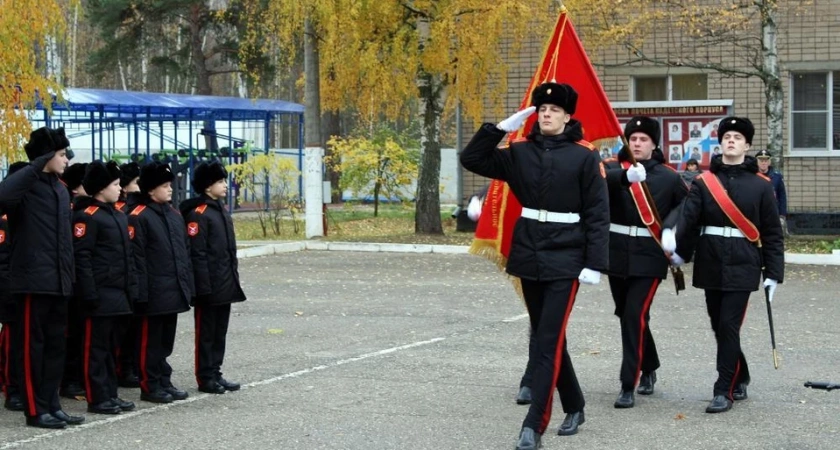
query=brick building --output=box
[459,1,840,232]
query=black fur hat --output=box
[624,116,661,147]
[138,161,175,193]
[119,162,141,188]
[24,127,71,161]
[83,161,121,196]
[717,117,755,145]
[530,82,578,115]
[61,163,88,191]
[192,160,228,194]
[4,162,29,180]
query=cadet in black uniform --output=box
[0,162,29,412]
[460,82,610,450]
[73,161,137,414]
[179,161,246,394]
[0,127,84,429]
[129,162,194,404]
[669,117,784,413]
[603,117,688,408]
[114,161,142,388]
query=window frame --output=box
[631,74,708,101]
[788,71,838,156]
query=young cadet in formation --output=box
[0,162,30,413]
[73,161,138,415]
[602,117,688,408]
[460,82,609,450]
[0,127,83,429]
[667,117,784,413]
[179,161,246,394]
[114,161,143,388]
[129,161,194,404]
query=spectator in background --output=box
[681,158,702,185]
[755,150,788,234]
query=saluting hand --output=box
[497,106,536,133]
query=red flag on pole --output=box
[469,6,623,269]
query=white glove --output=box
[661,228,677,253]
[763,278,778,302]
[467,196,482,222]
[626,163,647,183]
[669,252,685,267]
[497,106,536,132]
[578,268,601,285]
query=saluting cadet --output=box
[0,127,83,429]
[73,161,137,414]
[668,117,784,413]
[603,117,688,408]
[460,82,609,450]
[179,161,246,394]
[129,161,194,404]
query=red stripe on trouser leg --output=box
[539,280,580,433]
[83,318,93,403]
[194,307,201,386]
[139,317,150,392]
[633,279,660,386]
[0,326,6,395]
[23,295,37,417]
[728,305,750,398]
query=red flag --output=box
[469,7,622,269]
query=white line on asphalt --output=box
[501,313,529,322]
[0,337,446,449]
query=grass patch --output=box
[785,236,840,254]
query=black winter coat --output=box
[460,121,610,281]
[72,197,136,317]
[0,166,74,297]
[179,196,246,306]
[116,192,143,214]
[671,155,784,291]
[604,149,688,279]
[0,213,13,322]
[128,199,194,316]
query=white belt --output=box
[701,226,745,238]
[609,223,652,237]
[521,208,580,223]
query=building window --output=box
[632,74,708,101]
[790,72,840,151]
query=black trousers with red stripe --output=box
[14,294,67,417]
[0,323,20,399]
[63,298,83,388]
[83,316,125,405]
[608,276,662,390]
[705,290,751,400]
[115,315,140,380]
[520,279,584,434]
[136,313,178,393]
[194,304,231,386]
[519,329,536,389]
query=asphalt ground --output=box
[0,251,837,449]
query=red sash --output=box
[698,172,761,245]
[621,161,662,246]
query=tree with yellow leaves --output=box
[0,0,69,163]
[228,154,300,237]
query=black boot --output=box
[515,427,541,450]
[141,390,173,404]
[557,410,585,436]
[87,400,121,415]
[637,371,656,395]
[111,397,136,411]
[51,409,85,425]
[26,414,66,429]
[217,377,240,392]
[614,389,635,408]
[60,382,86,399]
[198,381,226,394]
[4,393,24,411]
[515,386,532,405]
[118,372,141,388]
[705,395,733,413]
[732,383,748,401]
[164,385,189,400]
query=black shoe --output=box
[87,400,121,415]
[60,382,86,399]
[198,381,226,394]
[614,390,635,408]
[732,383,748,401]
[118,373,141,388]
[4,394,24,411]
[516,386,532,405]
[217,377,240,392]
[705,395,733,413]
[637,371,656,395]
[26,413,66,429]
[164,385,189,400]
[111,397,136,411]
[141,390,173,404]
[557,410,585,436]
[51,409,85,425]
[515,427,541,450]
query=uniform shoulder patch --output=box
[756,173,771,182]
[115,201,126,212]
[195,204,208,214]
[510,136,529,144]
[130,205,147,216]
[127,225,135,240]
[575,139,596,151]
[84,206,100,216]
[73,222,86,238]
[599,162,607,178]
[661,164,678,173]
[0,230,5,244]
[187,221,200,237]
